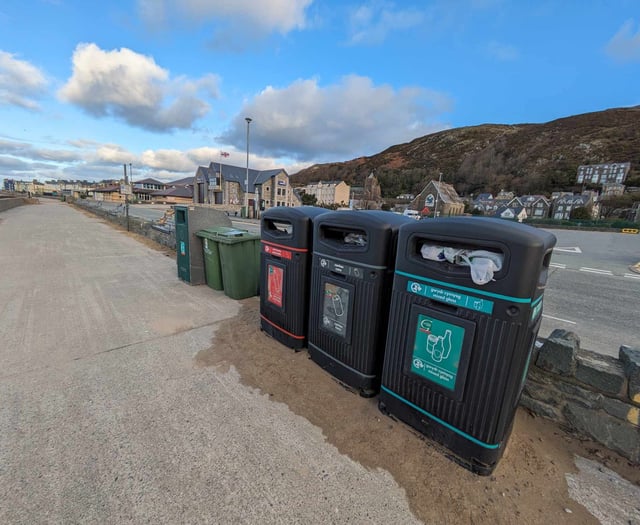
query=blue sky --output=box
[1,0,639,183]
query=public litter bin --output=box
[175,205,194,283]
[196,227,248,291]
[260,206,328,349]
[378,217,556,475]
[307,210,412,396]
[217,231,261,300]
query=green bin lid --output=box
[216,233,261,245]
[196,226,247,240]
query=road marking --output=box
[542,314,576,325]
[555,247,582,254]
[624,273,640,280]
[579,267,613,276]
[550,263,566,269]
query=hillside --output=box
[291,106,640,198]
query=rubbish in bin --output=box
[420,244,504,285]
[379,217,556,475]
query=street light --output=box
[245,117,252,217]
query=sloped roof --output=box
[134,177,165,186]
[201,163,286,193]
[168,176,194,187]
[151,186,192,198]
[494,205,527,218]
[93,185,120,192]
[432,180,463,204]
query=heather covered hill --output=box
[291,106,640,198]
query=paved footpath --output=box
[0,200,418,524]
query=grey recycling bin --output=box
[379,217,556,475]
[307,210,412,396]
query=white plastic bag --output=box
[420,243,504,286]
[460,250,503,285]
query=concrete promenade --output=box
[0,200,418,523]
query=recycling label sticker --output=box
[267,264,284,308]
[411,314,466,391]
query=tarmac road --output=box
[0,200,419,524]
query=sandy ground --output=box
[76,206,639,524]
[197,298,640,525]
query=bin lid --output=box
[217,232,261,245]
[196,226,247,240]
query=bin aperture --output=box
[379,217,556,475]
[307,210,412,397]
[260,206,328,349]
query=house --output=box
[150,176,193,204]
[300,180,350,207]
[551,194,593,220]
[133,178,166,202]
[410,180,465,217]
[494,205,527,222]
[472,193,499,215]
[193,162,296,217]
[93,185,125,202]
[519,195,551,219]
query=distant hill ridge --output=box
[291,106,640,198]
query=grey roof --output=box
[134,177,165,186]
[168,176,194,187]
[494,205,526,217]
[201,163,286,193]
[151,186,192,198]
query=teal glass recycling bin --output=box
[379,217,556,475]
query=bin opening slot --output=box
[538,250,553,288]
[321,226,368,248]
[264,219,293,237]
[416,240,504,286]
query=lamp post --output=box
[245,117,252,217]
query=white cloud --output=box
[347,2,423,45]
[58,43,220,131]
[138,0,312,48]
[219,75,451,162]
[0,51,48,110]
[486,41,519,61]
[606,19,640,63]
[140,148,196,172]
[95,144,137,164]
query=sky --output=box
[0,0,639,184]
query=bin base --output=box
[378,386,507,476]
[308,343,378,397]
[260,315,306,351]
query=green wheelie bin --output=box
[196,227,248,291]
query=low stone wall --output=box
[73,201,176,250]
[521,329,640,463]
[0,197,29,212]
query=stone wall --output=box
[73,201,176,250]
[521,329,640,463]
[0,197,29,212]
